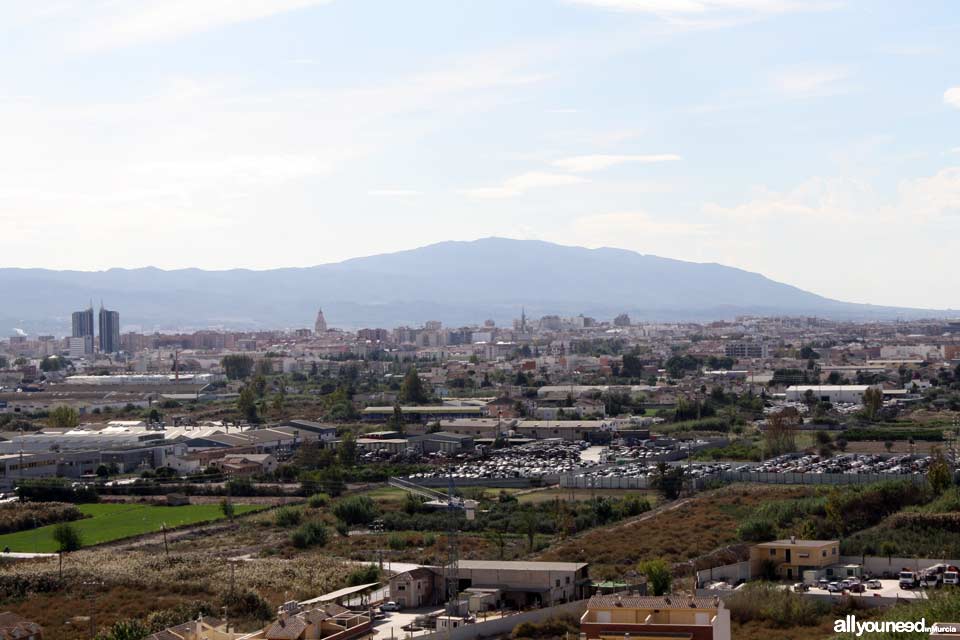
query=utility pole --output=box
[162,522,169,560]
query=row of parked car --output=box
[751,452,946,475]
[794,577,883,593]
[411,440,597,479]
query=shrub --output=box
[737,518,777,542]
[274,507,303,527]
[219,589,272,621]
[387,534,408,550]
[726,583,829,628]
[307,493,330,508]
[347,564,380,586]
[0,502,83,534]
[333,496,379,526]
[94,619,148,640]
[511,615,579,639]
[291,522,329,548]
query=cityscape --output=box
[2,2,960,640]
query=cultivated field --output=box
[0,502,265,552]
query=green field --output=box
[0,503,265,553]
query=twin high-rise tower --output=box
[71,302,120,354]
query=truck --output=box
[899,569,919,589]
[944,566,960,587]
[920,563,952,588]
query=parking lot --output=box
[372,607,441,640]
[797,579,928,601]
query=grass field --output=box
[0,502,265,552]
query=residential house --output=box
[749,538,840,580]
[580,594,731,640]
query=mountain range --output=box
[0,238,952,335]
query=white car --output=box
[380,602,400,612]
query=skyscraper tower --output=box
[314,308,327,334]
[98,302,120,353]
[71,303,95,355]
[72,304,94,339]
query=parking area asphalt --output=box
[372,607,443,640]
[804,579,929,600]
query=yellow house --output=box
[749,538,839,580]
[580,594,731,640]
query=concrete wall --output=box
[413,600,589,640]
[839,556,960,576]
[697,561,751,585]
[409,478,533,489]
[718,471,928,486]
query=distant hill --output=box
[0,237,951,334]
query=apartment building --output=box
[749,538,839,580]
[580,594,731,640]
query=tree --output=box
[650,462,685,500]
[927,449,953,495]
[252,375,267,399]
[53,522,82,578]
[221,355,254,380]
[399,367,428,404]
[884,440,894,453]
[237,386,259,423]
[637,559,672,596]
[49,406,80,430]
[338,431,358,467]
[880,541,897,565]
[764,408,800,457]
[220,498,235,521]
[40,356,65,372]
[862,387,883,421]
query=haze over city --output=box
[2,1,959,309]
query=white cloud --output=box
[897,167,960,219]
[945,87,960,109]
[772,66,850,97]
[705,169,960,223]
[65,0,334,52]
[703,177,874,221]
[460,172,587,199]
[553,153,681,172]
[368,189,422,198]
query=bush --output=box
[219,589,272,621]
[94,619,148,640]
[333,496,379,526]
[291,522,329,548]
[511,615,579,639]
[726,583,829,628]
[0,502,83,534]
[737,518,777,542]
[387,534,408,550]
[307,493,330,508]
[347,564,381,586]
[274,507,303,527]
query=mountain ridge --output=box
[0,237,951,334]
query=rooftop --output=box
[755,539,837,547]
[587,595,720,610]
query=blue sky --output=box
[1,0,958,309]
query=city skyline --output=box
[0,1,958,310]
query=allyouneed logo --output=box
[834,615,960,636]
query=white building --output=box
[785,385,878,404]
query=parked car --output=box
[827,582,842,593]
[817,579,830,589]
[380,602,401,612]
[848,583,866,593]
[793,583,809,593]
[867,579,882,589]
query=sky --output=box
[1,0,959,309]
